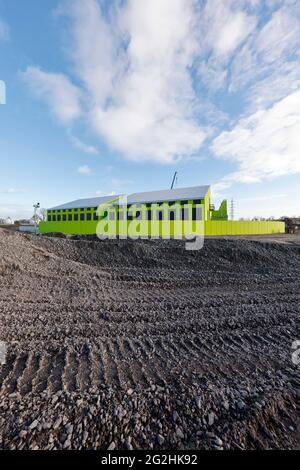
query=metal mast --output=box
[171,171,178,189]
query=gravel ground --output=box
[0,229,299,450]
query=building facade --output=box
[39,186,285,237]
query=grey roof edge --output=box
[48,185,211,210]
[127,185,210,204]
[49,194,123,210]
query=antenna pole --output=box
[171,171,178,189]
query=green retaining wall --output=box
[205,220,285,235]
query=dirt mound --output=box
[0,232,299,450]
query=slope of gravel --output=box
[0,229,299,450]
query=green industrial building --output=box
[39,185,285,237]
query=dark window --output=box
[48,216,52,222]
[68,214,72,221]
[127,204,132,209]
[158,211,163,221]
[87,207,91,211]
[192,208,202,221]
[93,207,97,210]
[63,215,67,222]
[99,211,108,221]
[170,211,175,221]
[80,208,84,212]
[93,213,98,221]
[193,199,201,205]
[158,202,163,206]
[80,213,85,221]
[168,201,175,206]
[147,210,152,221]
[146,203,152,208]
[181,208,185,220]
[74,214,78,221]
[128,214,133,221]
[63,209,66,213]
[87,213,92,221]
[180,200,187,205]
[53,215,56,222]
[57,215,61,222]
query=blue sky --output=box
[0,0,299,220]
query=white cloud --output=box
[0,203,32,219]
[0,188,18,194]
[21,0,300,184]
[229,3,300,101]
[197,0,257,91]
[203,3,257,57]
[0,18,9,42]
[211,91,300,184]
[22,66,81,124]
[68,134,98,155]
[55,0,208,163]
[78,164,92,175]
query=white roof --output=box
[48,186,210,210]
[50,195,123,210]
[127,185,210,204]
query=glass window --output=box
[192,207,202,220]
[169,210,176,221]
[168,201,175,206]
[48,216,52,222]
[63,215,67,222]
[193,199,201,205]
[57,215,61,222]
[181,208,189,220]
[147,210,152,221]
[68,214,72,221]
[87,213,92,221]
[80,208,84,212]
[74,214,78,221]
[157,210,163,221]
[80,213,85,221]
[53,215,56,222]
[93,213,98,221]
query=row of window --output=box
[48,208,202,223]
[48,199,203,215]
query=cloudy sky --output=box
[0,0,299,219]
